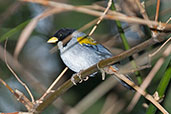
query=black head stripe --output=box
[53,28,75,41]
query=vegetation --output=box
[0,0,170,114]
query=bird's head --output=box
[47,28,75,43]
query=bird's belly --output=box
[60,46,105,72]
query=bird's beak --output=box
[47,37,58,43]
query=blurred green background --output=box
[0,0,170,114]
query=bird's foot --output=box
[71,70,84,85]
[97,63,106,80]
[71,71,90,85]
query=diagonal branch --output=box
[4,39,35,103]
[0,44,70,113]
[34,33,168,113]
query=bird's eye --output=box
[59,33,62,37]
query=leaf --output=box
[0,19,30,42]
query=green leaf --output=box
[0,19,30,42]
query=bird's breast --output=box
[60,43,105,72]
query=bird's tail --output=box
[111,66,134,90]
[112,74,134,90]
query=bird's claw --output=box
[71,74,78,85]
[83,76,89,81]
[71,71,90,85]
[97,63,106,80]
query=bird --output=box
[47,28,134,90]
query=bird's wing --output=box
[76,35,113,58]
[91,44,112,57]
[82,43,112,58]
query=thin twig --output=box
[88,0,112,36]
[166,17,171,24]
[15,89,34,111]
[110,69,169,114]
[149,37,171,58]
[135,0,149,21]
[39,67,68,102]
[127,44,171,111]
[152,0,161,36]
[0,79,33,110]
[0,45,70,112]
[0,78,15,94]
[155,0,160,22]
[4,39,35,103]
[14,7,65,59]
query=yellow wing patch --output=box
[77,36,97,45]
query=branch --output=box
[0,79,34,111]
[135,0,149,21]
[21,0,171,31]
[146,45,171,114]
[110,69,169,114]
[4,39,35,103]
[127,44,171,111]
[34,33,168,113]
[14,7,65,59]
